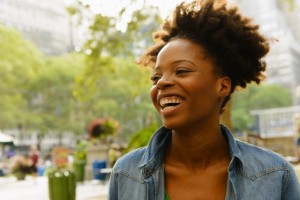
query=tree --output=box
[0,3,163,144]
[67,2,163,139]
[28,53,86,136]
[232,84,293,132]
[0,24,44,129]
[74,57,156,140]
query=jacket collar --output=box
[139,126,172,178]
[220,124,243,163]
[139,124,242,179]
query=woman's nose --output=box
[156,75,174,89]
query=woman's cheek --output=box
[150,86,159,110]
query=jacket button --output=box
[143,168,150,176]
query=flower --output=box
[87,118,119,139]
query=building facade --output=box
[233,0,300,105]
[0,0,72,55]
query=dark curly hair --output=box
[137,0,270,111]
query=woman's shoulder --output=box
[235,140,294,176]
[112,147,147,174]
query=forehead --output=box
[160,38,205,56]
[154,38,212,69]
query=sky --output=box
[82,0,185,18]
[74,0,189,31]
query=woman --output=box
[108,0,300,199]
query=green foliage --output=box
[74,56,157,140]
[27,53,85,135]
[73,140,90,163]
[125,124,159,153]
[0,24,44,129]
[101,118,119,137]
[279,0,297,11]
[0,25,87,135]
[0,3,162,144]
[232,84,293,132]
[68,3,162,139]
[88,117,119,140]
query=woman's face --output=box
[150,38,230,130]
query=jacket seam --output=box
[236,166,287,180]
[281,166,290,193]
[114,171,145,184]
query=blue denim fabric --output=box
[108,125,300,200]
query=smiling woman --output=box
[108,0,300,199]
[149,39,227,131]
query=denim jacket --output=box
[108,125,300,200]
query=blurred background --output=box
[0,0,300,198]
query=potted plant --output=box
[87,117,119,143]
[73,140,89,182]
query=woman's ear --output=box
[217,76,231,97]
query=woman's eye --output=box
[176,69,189,75]
[150,75,160,84]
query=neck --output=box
[164,124,230,170]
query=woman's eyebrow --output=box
[172,59,197,67]
[153,66,161,72]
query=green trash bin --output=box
[74,160,86,182]
[48,169,76,200]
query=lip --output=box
[157,93,184,102]
[160,103,182,116]
[157,93,184,116]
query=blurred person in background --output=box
[29,145,40,177]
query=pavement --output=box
[0,164,299,200]
[0,176,108,200]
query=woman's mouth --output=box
[159,96,183,111]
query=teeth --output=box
[159,96,183,108]
[163,106,176,111]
